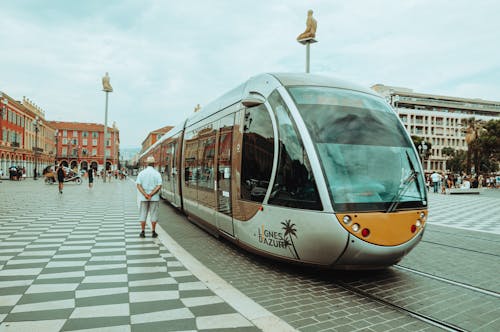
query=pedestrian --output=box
[56,163,66,194]
[0,168,3,183]
[430,171,441,193]
[88,167,94,188]
[136,156,162,238]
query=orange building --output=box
[140,125,173,154]
[47,121,120,171]
[1,93,55,178]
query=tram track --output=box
[394,265,500,298]
[329,262,500,332]
[420,239,500,258]
[333,279,467,332]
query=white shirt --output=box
[461,180,471,189]
[136,166,162,201]
[430,172,441,182]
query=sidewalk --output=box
[426,188,500,234]
[0,179,294,331]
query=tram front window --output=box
[288,86,427,212]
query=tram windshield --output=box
[288,86,427,212]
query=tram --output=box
[138,73,428,269]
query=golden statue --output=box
[194,104,201,112]
[102,72,113,92]
[297,10,317,41]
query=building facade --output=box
[48,121,120,172]
[0,92,55,177]
[372,84,500,172]
[140,125,173,154]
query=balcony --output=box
[11,142,20,148]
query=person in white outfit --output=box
[136,156,162,238]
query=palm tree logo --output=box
[281,219,300,260]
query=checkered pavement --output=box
[427,190,500,234]
[0,180,262,331]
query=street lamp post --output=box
[54,129,59,166]
[78,145,81,171]
[102,72,113,182]
[418,141,428,171]
[33,116,41,180]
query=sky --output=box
[1,0,499,148]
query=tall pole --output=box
[34,118,39,180]
[306,43,311,73]
[103,91,108,182]
[102,72,113,182]
[54,129,58,166]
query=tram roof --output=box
[185,73,379,128]
[269,73,378,96]
[139,73,381,161]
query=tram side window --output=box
[267,90,322,210]
[164,143,172,182]
[198,135,216,190]
[241,105,274,202]
[184,131,199,187]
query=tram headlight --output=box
[352,223,360,232]
[420,212,426,220]
[416,220,421,227]
[342,215,351,224]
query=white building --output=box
[372,84,500,172]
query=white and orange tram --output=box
[138,73,428,269]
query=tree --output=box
[411,136,432,160]
[441,147,455,172]
[446,149,467,173]
[462,118,485,174]
[476,119,500,174]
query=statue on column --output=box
[297,10,317,41]
[102,72,113,92]
[194,104,201,112]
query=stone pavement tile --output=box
[70,303,130,319]
[129,290,179,303]
[0,319,66,331]
[195,313,254,330]
[131,308,194,325]
[180,295,224,308]
[131,318,196,332]
[10,299,75,313]
[75,293,129,307]
[62,316,131,331]
[127,277,176,287]
[33,277,84,284]
[0,285,30,297]
[4,308,74,322]
[17,291,74,305]
[129,283,178,293]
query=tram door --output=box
[170,140,181,207]
[216,114,234,236]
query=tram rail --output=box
[420,239,500,258]
[334,279,467,332]
[395,265,500,298]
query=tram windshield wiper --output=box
[386,151,420,213]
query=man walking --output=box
[430,171,441,193]
[88,167,94,189]
[56,163,66,194]
[136,156,162,238]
